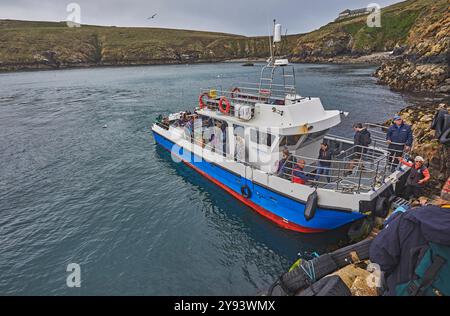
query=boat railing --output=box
[364,123,408,149]
[282,143,407,193]
[200,84,289,109]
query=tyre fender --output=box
[241,185,252,199]
[374,196,389,218]
[304,190,318,221]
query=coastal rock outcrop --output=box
[391,103,450,195]
[374,0,449,93]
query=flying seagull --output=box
[147,14,157,19]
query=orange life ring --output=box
[198,92,209,109]
[219,97,231,114]
[231,87,241,99]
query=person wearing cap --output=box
[397,155,430,200]
[369,178,450,296]
[386,115,413,170]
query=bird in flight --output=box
[147,14,157,19]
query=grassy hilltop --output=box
[0,0,448,87]
[0,19,295,70]
[290,0,449,61]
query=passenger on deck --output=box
[315,143,332,183]
[397,156,431,200]
[235,135,245,162]
[387,115,413,170]
[353,123,372,158]
[221,122,227,156]
[184,116,194,141]
[212,121,224,153]
[292,160,310,185]
[276,149,291,179]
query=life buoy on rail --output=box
[231,87,241,99]
[219,96,231,114]
[198,92,209,109]
[241,185,252,199]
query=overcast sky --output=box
[1,0,402,36]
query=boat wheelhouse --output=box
[151,24,410,233]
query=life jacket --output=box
[396,242,450,296]
[407,165,427,187]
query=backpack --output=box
[395,242,450,296]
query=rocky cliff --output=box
[391,103,450,195]
[374,0,449,94]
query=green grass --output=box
[0,0,447,69]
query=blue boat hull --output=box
[153,131,365,233]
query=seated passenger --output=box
[292,160,310,184]
[397,156,431,200]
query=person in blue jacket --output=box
[369,179,450,296]
[386,115,413,170]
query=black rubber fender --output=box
[388,195,397,207]
[304,190,318,221]
[330,239,373,268]
[439,127,450,145]
[240,185,252,199]
[296,275,352,296]
[264,239,372,296]
[279,254,338,295]
[373,196,389,218]
[347,218,374,242]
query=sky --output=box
[0,0,403,36]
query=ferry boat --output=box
[151,23,410,233]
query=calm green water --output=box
[0,63,408,295]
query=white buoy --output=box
[103,124,108,128]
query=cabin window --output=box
[301,130,329,147]
[251,129,274,147]
[279,130,329,149]
[279,134,303,147]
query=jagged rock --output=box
[437,85,450,93]
[331,262,378,296]
[351,277,378,296]
[374,0,449,93]
[393,103,450,195]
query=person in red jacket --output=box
[397,156,431,200]
[292,160,310,185]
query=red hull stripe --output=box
[154,131,326,234]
